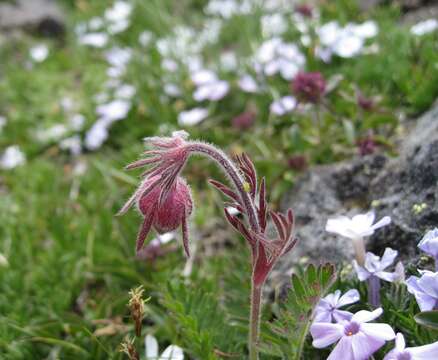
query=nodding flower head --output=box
[232,111,256,130]
[291,71,326,104]
[118,131,193,256]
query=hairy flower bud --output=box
[232,111,256,130]
[292,71,326,103]
[138,176,192,233]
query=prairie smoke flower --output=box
[145,335,184,360]
[357,94,374,111]
[292,72,326,104]
[357,135,377,156]
[418,228,438,260]
[287,155,308,172]
[384,333,438,360]
[311,308,395,360]
[118,134,193,255]
[313,289,360,323]
[295,4,313,18]
[326,211,391,266]
[406,270,438,311]
[232,111,255,130]
[119,131,296,359]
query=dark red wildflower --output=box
[295,4,313,18]
[292,71,326,104]
[357,94,374,111]
[357,135,377,156]
[118,131,193,256]
[135,176,192,254]
[287,155,308,172]
[232,111,255,130]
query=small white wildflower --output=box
[164,83,181,97]
[96,99,131,122]
[270,96,297,115]
[115,84,136,99]
[59,135,82,156]
[238,74,259,93]
[326,211,391,240]
[411,19,438,36]
[178,108,209,126]
[30,44,49,62]
[261,13,288,37]
[84,119,110,150]
[145,334,184,360]
[139,31,153,46]
[78,32,109,48]
[0,145,26,169]
[69,114,86,131]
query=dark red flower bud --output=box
[287,155,308,172]
[232,111,255,130]
[291,71,326,104]
[356,135,377,156]
[295,4,313,18]
[357,94,374,111]
[136,175,192,254]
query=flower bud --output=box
[232,111,255,130]
[138,176,193,234]
[291,71,326,104]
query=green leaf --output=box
[415,311,438,330]
[259,263,336,359]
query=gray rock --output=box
[359,0,433,12]
[0,0,65,37]
[277,100,438,271]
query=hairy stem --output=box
[185,142,264,358]
[186,142,260,233]
[249,280,263,360]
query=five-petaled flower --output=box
[313,289,360,323]
[353,248,401,283]
[383,333,438,360]
[326,211,391,240]
[310,308,395,360]
[326,211,391,266]
[418,228,438,260]
[406,270,438,311]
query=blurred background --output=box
[1,0,437,358]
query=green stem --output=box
[249,280,263,360]
[295,316,312,360]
